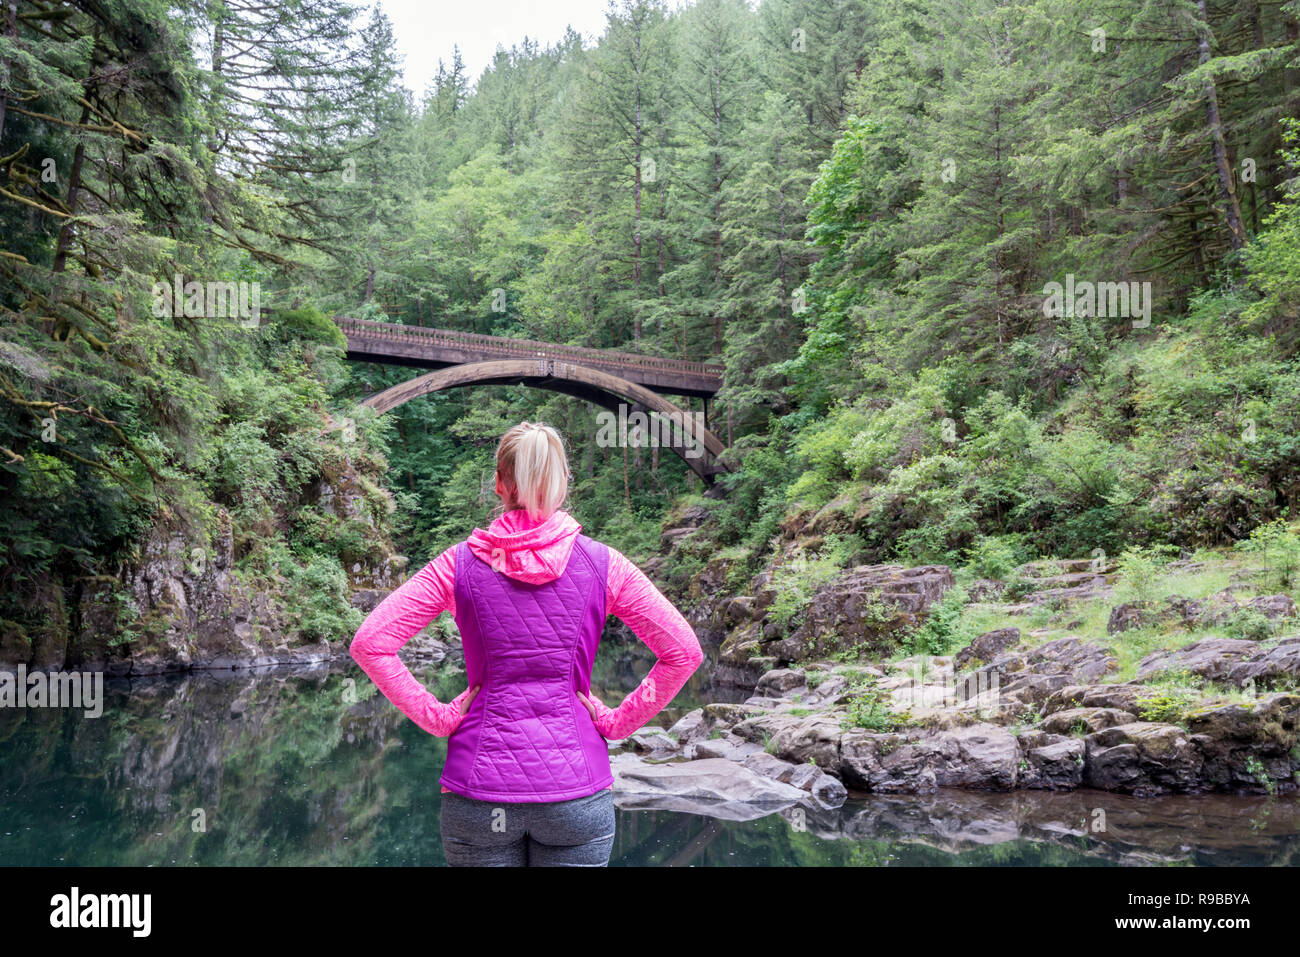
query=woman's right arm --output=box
[584,546,705,740]
[349,546,475,737]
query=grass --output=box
[939,545,1300,687]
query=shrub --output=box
[1235,519,1300,591]
[839,674,909,732]
[270,306,348,349]
[1114,543,1179,607]
[904,584,973,657]
[964,534,1028,581]
[768,555,841,628]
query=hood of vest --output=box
[466,508,583,585]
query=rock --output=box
[627,727,679,754]
[756,667,806,695]
[1185,693,1300,791]
[1106,602,1159,634]
[350,589,387,614]
[1005,559,1114,608]
[954,627,1021,670]
[742,695,790,709]
[611,754,808,820]
[1017,734,1085,790]
[768,564,955,664]
[667,708,710,745]
[1108,590,1296,636]
[1226,637,1300,688]
[1183,692,1299,744]
[1247,594,1298,621]
[967,579,1006,602]
[978,637,1117,684]
[741,751,848,807]
[1041,707,1137,735]
[703,701,770,728]
[725,596,757,624]
[1043,683,1145,716]
[807,490,858,536]
[803,672,850,705]
[755,712,845,770]
[690,733,765,762]
[838,723,1020,793]
[1084,722,1205,794]
[1136,638,1260,683]
[708,658,769,690]
[999,672,1072,708]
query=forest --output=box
[2,0,1299,654]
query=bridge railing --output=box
[337,316,724,379]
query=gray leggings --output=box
[440,787,616,866]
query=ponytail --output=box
[495,421,570,520]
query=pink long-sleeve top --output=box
[349,508,705,793]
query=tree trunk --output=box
[1195,0,1247,249]
[0,0,18,143]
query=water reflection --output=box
[0,646,1296,866]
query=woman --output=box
[350,420,704,866]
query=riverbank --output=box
[629,503,1300,800]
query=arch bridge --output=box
[335,317,731,482]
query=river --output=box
[1,635,1297,866]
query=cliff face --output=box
[1,455,407,676]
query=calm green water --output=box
[1,639,1297,867]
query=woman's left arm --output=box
[349,547,476,736]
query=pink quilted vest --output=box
[439,535,612,802]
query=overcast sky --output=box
[376,0,617,99]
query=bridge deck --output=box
[337,317,723,397]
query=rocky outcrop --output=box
[967,637,1119,710]
[1108,590,1297,634]
[1013,730,1086,789]
[4,455,408,674]
[1228,637,1300,688]
[840,723,1021,793]
[1040,707,1136,735]
[1083,722,1205,794]
[954,627,1021,669]
[661,526,1300,797]
[995,558,1116,612]
[1136,638,1260,682]
[649,655,1300,797]
[750,563,954,669]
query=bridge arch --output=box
[359,358,731,482]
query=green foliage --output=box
[904,584,974,658]
[964,535,1029,581]
[1235,520,1300,590]
[768,555,841,629]
[269,307,348,349]
[839,673,909,733]
[6,0,1300,666]
[1223,608,1276,643]
[1114,544,1179,607]
[1135,671,1203,724]
[1244,755,1276,795]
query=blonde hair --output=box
[495,421,570,521]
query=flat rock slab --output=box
[611,754,807,820]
